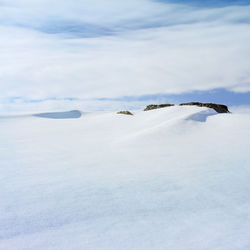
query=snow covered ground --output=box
[1,106,250,250]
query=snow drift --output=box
[33,110,82,119]
[0,106,250,250]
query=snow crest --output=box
[33,110,82,119]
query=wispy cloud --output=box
[0,0,250,112]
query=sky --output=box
[0,0,250,113]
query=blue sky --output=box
[0,0,250,112]
[159,0,250,7]
[98,89,250,106]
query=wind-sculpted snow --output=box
[0,106,250,250]
[33,110,82,119]
[185,109,218,122]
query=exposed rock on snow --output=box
[144,104,174,111]
[117,111,133,115]
[179,102,229,113]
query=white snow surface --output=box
[0,106,250,250]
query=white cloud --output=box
[0,0,250,109]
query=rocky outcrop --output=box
[144,104,174,111]
[179,102,229,113]
[117,111,133,115]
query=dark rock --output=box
[179,102,229,113]
[117,111,133,115]
[144,104,175,111]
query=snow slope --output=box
[0,106,250,250]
